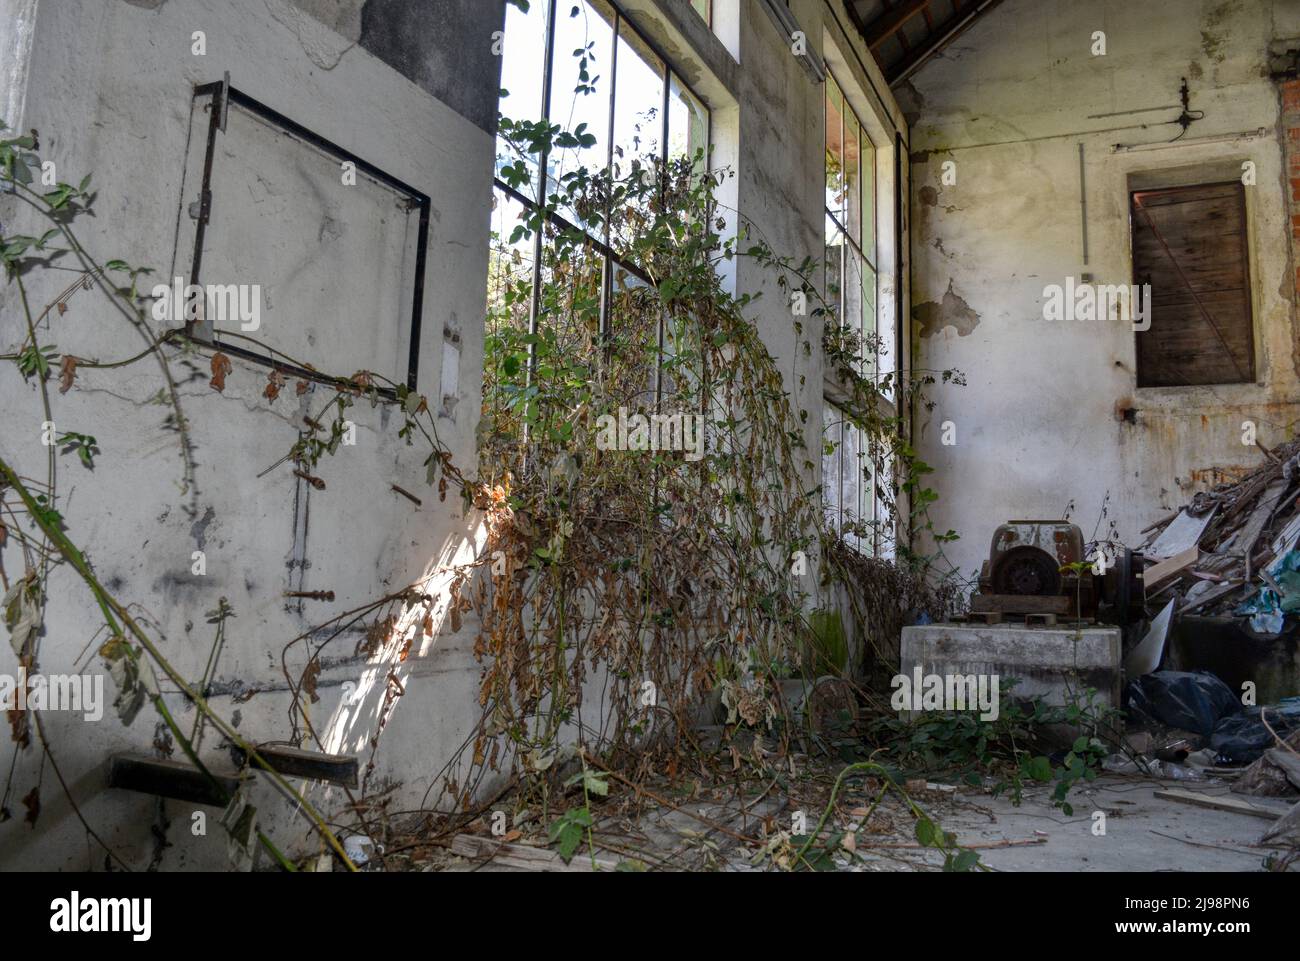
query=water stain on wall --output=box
[913,278,981,337]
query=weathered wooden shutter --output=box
[1132,182,1253,387]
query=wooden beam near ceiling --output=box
[883,0,1006,84]
[861,0,932,50]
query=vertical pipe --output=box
[1078,142,1089,267]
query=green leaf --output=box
[953,849,980,872]
[1024,755,1053,782]
[914,817,936,847]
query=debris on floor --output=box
[1138,439,1300,627]
[373,756,1299,872]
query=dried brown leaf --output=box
[302,657,321,704]
[264,369,285,403]
[209,352,233,392]
[57,355,78,394]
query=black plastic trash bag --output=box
[1210,698,1300,765]
[1124,670,1241,738]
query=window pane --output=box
[496,0,551,197]
[690,0,710,25]
[843,248,865,374]
[825,76,844,220]
[612,19,665,176]
[825,213,843,319]
[546,0,615,220]
[861,132,876,261]
[668,74,708,176]
[841,417,860,545]
[874,454,892,559]
[844,109,861,245]
[860,257,876,376]
[822,404,842,533]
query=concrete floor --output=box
[877,775,1294,872]
[420,771,1298,872]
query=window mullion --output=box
[598,7,620,348]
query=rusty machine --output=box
[969,520,1145,626]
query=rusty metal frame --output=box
[185,81,431,400]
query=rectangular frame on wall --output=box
[182,81,431,401]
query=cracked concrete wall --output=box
[0,0,496,868]
[908,0,1300,581]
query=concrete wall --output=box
[0,0,501,869]
[906,0,1300,582]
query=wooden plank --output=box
[1154,788,1282,820]
[235,744,359,788]
[449,834,618,872]
[1232,477,1290,559]
[1264,749,1300,791]
[1176,580,1243,615]
[1147,507,1214,558]
[1142,546,1199,588]
[108,754,242,807]
[970,593,1071,615]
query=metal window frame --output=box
[825,70,879,376]
[824,71,887,557]
[497,0,712,412]
[822,401,875,555]
[185,81,431,401]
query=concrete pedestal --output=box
[899,622,1123,714]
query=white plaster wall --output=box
[0,0,492,869]
[907,0,1300,582]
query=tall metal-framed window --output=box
[492,0,710,335]
[823,69,887,556]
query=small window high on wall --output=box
[1131,182,1253,388]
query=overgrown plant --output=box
[0,119,356,870]
[867,682,1119,816]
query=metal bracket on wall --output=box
[218,70,231,133]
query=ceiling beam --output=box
[885,0,1006,84]
[861,0,931,50]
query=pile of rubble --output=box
[1138,439,1300,631]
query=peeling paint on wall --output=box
[913,279,981,338]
